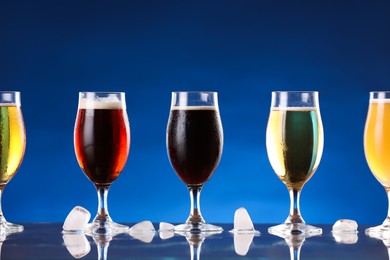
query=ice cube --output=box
[63,234,91,258]
[159,222,175,240]
[229,207,260,234]
[332,219,358,233]
[63,206,91,232]
[233,233,254,256]
[129,221,156,243]
[159,222,174,231]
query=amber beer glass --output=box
[266,91,324,236]
[0,91,25,233]
[364,91,390,236]
[74,92,130,235]
[167,91,223,232]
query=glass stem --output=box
[97,242,109,260]
[289,247,301,260]
[94,185,111,224]
[187,185,205,225]
[0,185,6,223]
[287,188,304,224]
[383,188,390,227]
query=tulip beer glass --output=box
[74,92,130,235]
[0,91,25,233]
[266,91,324,235]
[167,91,223,233]
[364,91,390,236]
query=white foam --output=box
[370,99,390,104]
[171,106,217,110]
[79,96,124,110]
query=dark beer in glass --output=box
[166,91,223,233]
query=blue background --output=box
[0,0,389,225]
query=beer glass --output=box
[266,91,324,235]
[167,91,223,233]
[364,91,390,236]
[0,91,25,233]
[74,92,130,235]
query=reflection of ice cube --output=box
[229,207,260,234]
[63,206,91,232]
[159,222,174,240]
[332,219,358,233]
[234,233,254,256]
[332,232,358,244]
[63,234,91,258]
[129,221,155,243]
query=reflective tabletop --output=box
[0,223,389,259]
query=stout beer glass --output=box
[364,91,390,236]
[266,91,324,235]
[167,91,223,233]
[0,91,25,233]
[74,92,130,235]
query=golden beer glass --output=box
[364,91,390,236]
[0,91,25,233]
[266,91,324,235]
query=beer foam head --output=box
[79,96,125,109]
[370,98,390,104]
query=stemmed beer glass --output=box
[364,91,390,236]
[74,92,130,235]
[0,91,25,233]
[166,91,223,233]
[266,91,324,235]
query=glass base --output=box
[365,224,390,238]
[85,220,129,236]
[0,221,24,233]
[268,223,322,236]
[174,222,223,233]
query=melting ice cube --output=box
[229,207,260,234]
[332,219,358,244]
[63,206,91,233]
[159,222,175,240]
[129,221,156,243]
[332,219,358,233]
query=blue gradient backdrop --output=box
[0,0,389,225]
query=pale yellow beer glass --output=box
[266,91,323,236]
[364,91,390,236]
[0,91,25,233]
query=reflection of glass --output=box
[266,91,323,235]
[367,232,390,260]
[364,91,390,236]
[167,92,223,233]
[74,92,130,235]
[273,233,317,260]
[176,231,219,260]
[0,91,25,233]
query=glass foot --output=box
[174,222,223,233]
[365,224,390,238]
[86,220,129,236]
[268,223,322,236]
[0,221,23,233]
